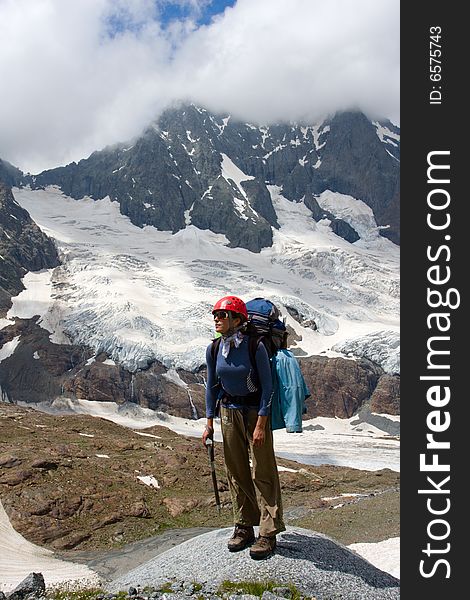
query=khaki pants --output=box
[220,406,286,537]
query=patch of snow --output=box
[263,143,287,159]
[0,336,20,363]
[277,465,299,473]
[0,501,99,593]
[349,537,400,579]
[315,190,380,242]
[28,398,399,472]
[0,317,14,330]
[133,431,162,439]
[220,153,257,221]
[163,369,189,388]
[373,121,400,144]
[137,475,160,489]
[333,330,400,374]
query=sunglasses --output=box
[213,310,231,320]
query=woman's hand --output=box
[202,422,214,446]
[253,415,268,447]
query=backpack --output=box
[244,298,288,358]
[210,297,310,432]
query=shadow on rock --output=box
[277,532,399,589]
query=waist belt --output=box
[222,391,261,406]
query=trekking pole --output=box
[205,437,221,514]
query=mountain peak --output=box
[23,106,399,251]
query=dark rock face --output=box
[304,193,359,243]
[369,374,400,415]
[0,314,399,419]
[298,356,392,418]
[0,158,23,188]
[0,183,60,315]
[28,105,399,251]
[0,319,85,404]
[306,112,400,244]
[0,318,206,419]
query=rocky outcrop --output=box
[0,318,86,404]
[7,572,45,600]
[0,318,206,419]
[303,112,400,244]
[304,193,359,243]
[298,356,398,418]
[1,314,398,419]
[0,183,60,316]
[0,158,23,188]
[369,373,400,415]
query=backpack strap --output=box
[211,336,222,362]
[210,337,223,416]
[248,335,265,376]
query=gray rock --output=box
[107,526,399,600]
[7,572,45,600]
[271,587,293,599]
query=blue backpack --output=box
[211,298,310,432]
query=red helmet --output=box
[212,295,248,320]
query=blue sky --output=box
[106,1,237,37]
[159,0,236,27]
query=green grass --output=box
[45,584,108,600]
[45,580,304,599]
[218,579,302,599]
[158,580,203,594]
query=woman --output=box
[202,295,285,560]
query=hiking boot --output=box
[249,535,277,560]
[227,525,255,552]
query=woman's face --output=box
[213,310,240,335]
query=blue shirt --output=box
[205,335,273,418]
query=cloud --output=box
[0,0,399,173]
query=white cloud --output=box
[0,0,399,173]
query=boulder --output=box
[299,356,383,418]
[7,572,45,600]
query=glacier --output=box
[8,184,399,374]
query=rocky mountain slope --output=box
[0,105,399,421]
[28,105,400,249]
[0,183,59,316]
[0,159,23,189]
[0,317,399,419]
[0,403,399,553]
